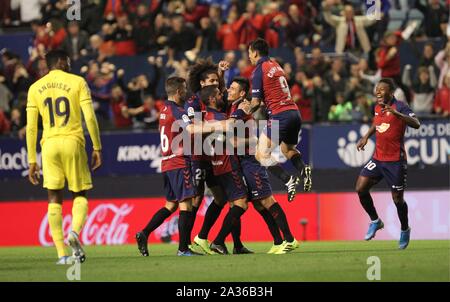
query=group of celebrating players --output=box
[26,38,419,264]
[135,38,313,256]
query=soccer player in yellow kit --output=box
[26,50,102,265]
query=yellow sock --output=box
[48,203,68,258]
[72,196,88,235]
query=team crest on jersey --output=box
[182,114,190,123]
[376,123,390,133]
[187,107,194,116]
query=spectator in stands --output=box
[434,72,450,117]
[195,16,221,52]
[305,47,330,78]
[9,91,27,138]
[351,92,373,122]
[167,14,197,60]
[328,92,353,121]
[208,4,223,28]
[236,54,254,79]
[322,0,377,55]
[110,84,133,128]
[61,21,90,61]
[217,7,241,51]
[435,42,450,88]
[0,108,10,135]
[305,75,333,122]
[284,3,315,49]
[131,1,163,53]
[111,14,136,56]
[1,0,12,27]
[12,62,32,97]
[0,82,13,114]
[402,65,437,114]
[325,57,347,95]
[11,0,46,25]
[235,0,265,50]
[79,0,104,35]
[416,42,439,79]
[415,0,449,38]
[103,0,126,19]
[183,0,210,26]
[376,31,410,100]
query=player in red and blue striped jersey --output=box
[247,38,312,203]
[356,78,420,250]
[227,77,299,254]
[186,58,252,254]
[135,77,217,257]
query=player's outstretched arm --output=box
[382,104,421,129]
[26,92,40,185]
[357,124,376,151]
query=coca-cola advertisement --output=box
[0,194,319,247]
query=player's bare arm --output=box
[357,124,376,151]
[381,104,421,129]
[217,60,229,93]
[91,150,102,171]
[250,97,261,113]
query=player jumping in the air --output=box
[247,38,312,202]
[227,78,299,254]
[356,78,420,249]
[26,50,102,264]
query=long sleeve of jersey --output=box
[26,100,39,164]
[79,80,102,151]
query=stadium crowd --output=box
[0,0,449,136]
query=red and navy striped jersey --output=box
[159,100,192,172]
[373,99,416,162]
[204,107,241,175]
[228,99,254,156]
[251,56,298,117]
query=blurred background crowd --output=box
[0,0,449,137]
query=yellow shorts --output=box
[41,137,92,192]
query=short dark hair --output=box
[232,77,250,96]
[165,76,186,96]
[45,49,69,69]
[249,38,269,57]
[200,85,219,106]
[378,78,396,92]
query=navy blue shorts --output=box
[191,160,218,196]
[360,159,407,191]
[264,110,302,145]
[163,167,197,202]
[217,170,248,202]
[239,155,272,201]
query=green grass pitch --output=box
[0,240,448,282]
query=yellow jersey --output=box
[26,69,101,163]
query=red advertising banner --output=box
[1,190,447,246]
[0,193,319,247]
[319,191,450,240]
